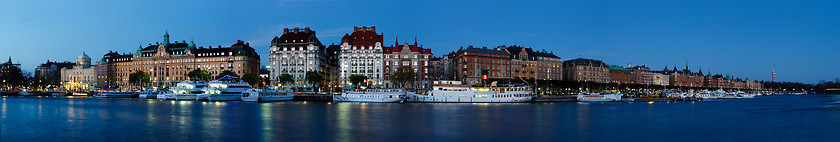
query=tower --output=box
[163,30,170,47]
[772,69,776,82]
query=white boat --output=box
[197,76,251,101]
[242,87,295,102]
[406,81,532,103]
[334,88,406,103]
[17,90,38,96]
[71,92,88,96]
[94,91,135,98]
[577,92,622,102]
[164,81,207,100]
[138,91,158,99]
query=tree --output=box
[391,66,416,88]
[277,73,294,86]
[216,70,240,80]
[305,71,324,91]
[348,74,367,88]
[129,71,150,89]
[242,73,260,87]
[187,69,211,81]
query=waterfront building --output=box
[704,74,730,89]
[268,27,332,89]
[382,38,432,88]
[35,60,75,87]
[339,26,385,87]
[562,58,609,83]
[325,44,341,90]
[627,65,657,85]
[663,66,704,88]
[608,65,632,85]
[451,46,511,86]
[502,45,562,81]
[0,57,22,90]
[652,72,670,86]
[97,32,260,89]
[60,53,97,91]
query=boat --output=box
[196,75,251,101]
[577,92,622,102]
[791,90,808,95]
[242,87,295,102]
[138,91,158,99]
[94,91,135,98]
[165,81,207,100]
[406,81,532,103]
[334,88,406,103]
[17,90,38,96]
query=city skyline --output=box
[1,0,838,83]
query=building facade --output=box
[608,65,632,84]
[35,60,74,87]
[97,32,260,90]
[563,58,609,83]
[664,66,704,88]
[502,45,562,81]
[61,53,96,91]
[339,26,385,87]
[382,39,432,88]
[268,27,331,89]
[452,46,511,86]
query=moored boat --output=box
[138,91,158,99]
[577,92,622,102]
[196,76,250,101]
[406,81,532,103]
[166,81,206,100]
[94,91,135,98]
[334,88,406,103]
[242,87,294,102]
[17,90,38,96]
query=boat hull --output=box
[175,94,196,100]
[196,94,241,101]
[333,95,405,103]
[241,90,294,102]
[406,93,532,103]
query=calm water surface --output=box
[2,95,839,141]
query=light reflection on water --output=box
[1,95,839,141]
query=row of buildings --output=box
[23,26,762,91]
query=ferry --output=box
[242,87,294,102]
[165,81,207,100]
[138,91,158,99]
[577,92,622,102]
[94,91,135,98]
[406,81,532,103]
[196,76,251,101]
[334,88,406,103]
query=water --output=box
[2,95,839,141]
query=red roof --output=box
[340,26,383,49]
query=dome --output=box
[77,52,91,59]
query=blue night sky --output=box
[0,0,838,83]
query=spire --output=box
[163,30,170,48]
[414,35,418,46]
[394,35,398,47]
[7,56,11,63]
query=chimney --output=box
[354,26,359,31]
[371,26,375,31]
[293,28,299,33]
[284,28,289,34]
[305,27,310,33]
